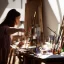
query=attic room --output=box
[0,0,64,64]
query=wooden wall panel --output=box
[25,0,43,35]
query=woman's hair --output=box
[1,9,20,27]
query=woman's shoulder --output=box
[0,25,9,28]
[0,25,9,31]
[0,25,9,35]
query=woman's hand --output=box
[17,41,24,47]
[21,29,25,32]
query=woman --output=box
[0,9,25,64]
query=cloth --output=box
[0,26,11,64]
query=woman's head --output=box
[1,9,21,27]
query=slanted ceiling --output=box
[0,0,8,17]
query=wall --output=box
[7,0,21,8]
[7,0,26,21]
[0,0,27,24]
[42,0,58,39]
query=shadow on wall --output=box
[42,0,58,39]
[0,0,8,17]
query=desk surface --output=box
[18,48,64,63]
[10,45,64,64]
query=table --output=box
[9,45,64,64]
[17,48,64,64]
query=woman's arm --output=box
[7,27,25,34]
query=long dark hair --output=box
[1,9,20,27]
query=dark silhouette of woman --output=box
[0,9,25,64]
